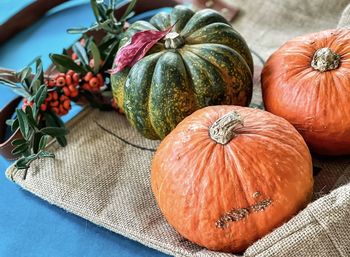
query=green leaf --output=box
[123,11,135,21]
[12,143,29,155]
[15,157,30,170]
[0,77,18,87]
[25,105,37,129]
[57,136,67,147]
[19,67,32,82]
[49,54,86,73]
[11,138,27,146]
[31,80,41,93]
[44,111,65,128]
[11,118,19,132]
[97,3,108,20]
[67,27,89,34]
[31,132,40,154]
[101,40,119,71]
[99,20,116,34]
[55,64,68,73]
[73,42,89,65]
[16,109,30,140]
[30,58,44,91]
[89,41,101,73]
[12,88,31,98]
[38,135,49,151]
[6,119,14,126]
[98,36,116,54]
[38,151,55,158]
[90,0,101,24]
[120,0,137,21]
[33,84,48,106]
[40,127,68,137]
[15,154,37,169]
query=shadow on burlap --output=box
[6,1,350,256]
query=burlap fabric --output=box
[6,1,350,256]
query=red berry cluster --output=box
[41,91,71,116]
[81,71,104,92]
[41,70,80,116]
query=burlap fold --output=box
[6,1,350,256]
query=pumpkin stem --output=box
[164,32,185,49]
[209,111,243,145]
[311,47,340,72]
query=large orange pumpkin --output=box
[151,105,313,253]
[261,28,350,155]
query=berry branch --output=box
[0,0,136,176]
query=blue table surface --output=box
[0,1,171,256]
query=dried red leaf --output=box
[109,26,173,74]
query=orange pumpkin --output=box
[151,105,313,253]
[261,28,350,155]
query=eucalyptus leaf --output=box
[73,42,89,65]
[16,109,30,140]
[49,54,86,73]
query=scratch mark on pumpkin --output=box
[215,198,272,229]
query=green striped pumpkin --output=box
[111,5,253,140]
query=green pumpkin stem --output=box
[311,47,340,72]
[209,111,243,144]
[164,32,185,49]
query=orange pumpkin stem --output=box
[209,111,243,144]
[311,47,340,72]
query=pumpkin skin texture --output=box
[261,29,350,155]
[151,105,313,253]
[112,6,253,140]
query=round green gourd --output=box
[111,5,253,139]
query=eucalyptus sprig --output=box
[0,58,68,179]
